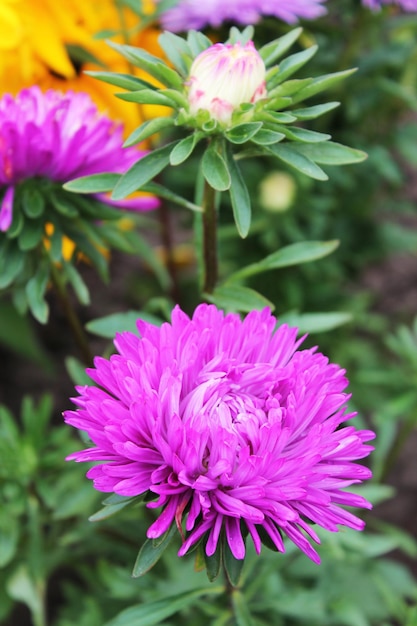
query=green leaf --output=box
[292,101,340,120]
[205,285,274,313]
[291,68,356,104]
[294,141,368,165]
[0,245,24,288]
[279,311,353,334]
[225,144,251,237]
[86,310,162,338]
[112,141,178,200]
[202,143,231,192]
[223,540,245,587]
[63,262,90,305]
[116,89,176,107]
[142,181,202,212]
[50,193,79,217]
[232,590,255,626]
[268,46,318,86]
[0,300,48,364]
[259,28,302,66]
[107,41,183,89]
[265,144,328,180]
[277,126,331,143]
[25,262,50,323]
[124,117,175,147]
[64,173,121,194]
[85,70,156,91]
[225,122,263,144]
[267,77,313,99]
[103,587,221,626]
[158,31,192,76]
[250,129,285,146]
[227,240,339,282]
[6,566,44,623]
[204,541,222,582]
[65,356,91,386]
[0,519,19,567]
[170,133,201,166]
[7,206,24,238]
[89,496,138,522]
[22,188,45,218]
[18,219,44,251]
[132,524,177,577]
[187,30,212,56]
[227,25,254,46]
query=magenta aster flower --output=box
[0,86,159,232]
[64,305,374,564]
[157,0,328,32]
[362,0,417,9]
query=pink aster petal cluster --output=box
[0,86,159,231]
[362,0,417,9]
[64,304,375,564]
[157,0,328,32]
[187,41,266,127]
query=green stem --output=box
[49,264,93,367]
[202,180,218,294]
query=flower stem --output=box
[202,180,218,294]
[49,264,94,367]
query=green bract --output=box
[85,26,366,238]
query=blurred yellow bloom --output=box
[0,0,166,132]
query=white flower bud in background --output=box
[187,41,267,127]
[259,171,296,213]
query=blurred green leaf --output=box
[64,173,121,194]
[202,144,231,192]
[205,285,274,313]
[225,144,251,237]
[86,310,162,339]
[132,524,177,577]
[279,311,352,334]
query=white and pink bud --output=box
[187,41,267,128]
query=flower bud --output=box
[187,41,266,128]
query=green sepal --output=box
[265,143,329,181]
[21,188,45,219]
[202,142,231,192]
[25,261,50,323]
[227,25,254,46]
[204,540,222,582]
[112,140,179,200]
[224,144,251,238]
[132,524,177,577]
[17,219,44,251]
[259,27,302,67]
[223,537,245,587]
[225,122,263,145]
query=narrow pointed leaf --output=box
[26,263,50,323]
[294,142,368,165]
[63,262,90,305]
[64,173,121,194]
[89,496,137,522]
[187,30,213,56]
[124,117,175,147]
[225,144,251,237]
[116,90,175,107]
[170,133,201,166]
[112,141,179,199]
[291,69,356,104]
[277,126,331,143]
[259,28,302,66]
[279,311,353,334]
[292,101,340,120]
[204,541,222,582]
[158,31,192,75]
[266,144,328,180]
[85,70,156,91]
[132,524,177,577]
[227,240,339,282]
[251,129,285,145]
[223,540,245,587]
[205,285,274,313]
[202,144,231,191]
[269,45,318,86]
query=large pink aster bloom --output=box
[0,86,159,232]
[157,0,328,32]
[362,0,417,9]
[64,304,374,564]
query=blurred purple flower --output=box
[362,0,417,9]
[64,304,375,564]
[0,86,159,232]
[157,0,328,32]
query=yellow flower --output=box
[0,0,165,133]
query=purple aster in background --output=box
[0,86,159,232]
[157,0,328,32]
[362,0,417,9]
[64,304,375,564]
